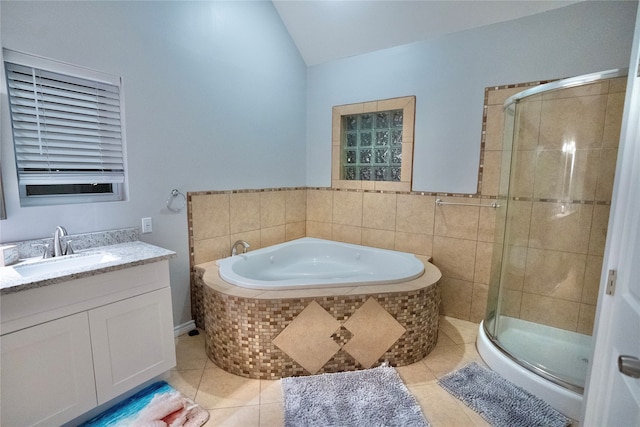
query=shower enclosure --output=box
[477,69,627,419]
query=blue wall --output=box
[0,0,307,326]
[1,0,637,327]
[305,1,637,193]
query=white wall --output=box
[0,0,307,327]
[305,1,638,193]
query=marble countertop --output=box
[0,241,176,295]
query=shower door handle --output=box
[618,355,640,378]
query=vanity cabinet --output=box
[1,312,97,426]
[0,261,176,427]
[90,287,175,404]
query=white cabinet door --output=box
[89,287,176,404]
[1,312,97,427]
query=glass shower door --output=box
[483,72,626,393]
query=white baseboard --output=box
[174,320,196,337]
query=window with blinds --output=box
[3,49,127,206]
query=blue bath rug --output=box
[282,364,429,427]
[80,381,209,427]
[438,362,571,427]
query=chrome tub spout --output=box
[231,240,250,256]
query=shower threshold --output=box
[477,318,586,420]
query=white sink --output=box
[12,253,120,278]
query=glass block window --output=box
[341,110,403,182]
[332,96,415,192]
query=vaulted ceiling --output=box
[272,0,583,66]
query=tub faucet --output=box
[231,240,250,256]
[53,226,68,257]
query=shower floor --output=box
[477,318,585,420]
[495,316,591,389]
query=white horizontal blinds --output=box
[6,62,125,185]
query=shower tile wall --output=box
[488,77,625,335]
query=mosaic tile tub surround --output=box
[196,260,441,379]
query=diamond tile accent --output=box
[342,297,406,368]
[330,326,353,347]
[202,273,441,379]
[272,301,341,374]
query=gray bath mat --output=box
[281,364,429,427]
[438,362,571,427]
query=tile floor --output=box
[165,316,494,427]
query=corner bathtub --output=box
[194,238,442,379]
[216,237,425,289]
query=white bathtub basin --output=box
[217,237,425,290]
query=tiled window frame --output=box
[332,96,415,192]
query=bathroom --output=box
[1,1,639,425]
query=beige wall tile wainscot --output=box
[189,190,497,324]
[189,188,307,265]
[191,194,230,241]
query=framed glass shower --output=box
[483,68,628,394]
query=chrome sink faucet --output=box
[231,240,250,256]
[53,226,68,257]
